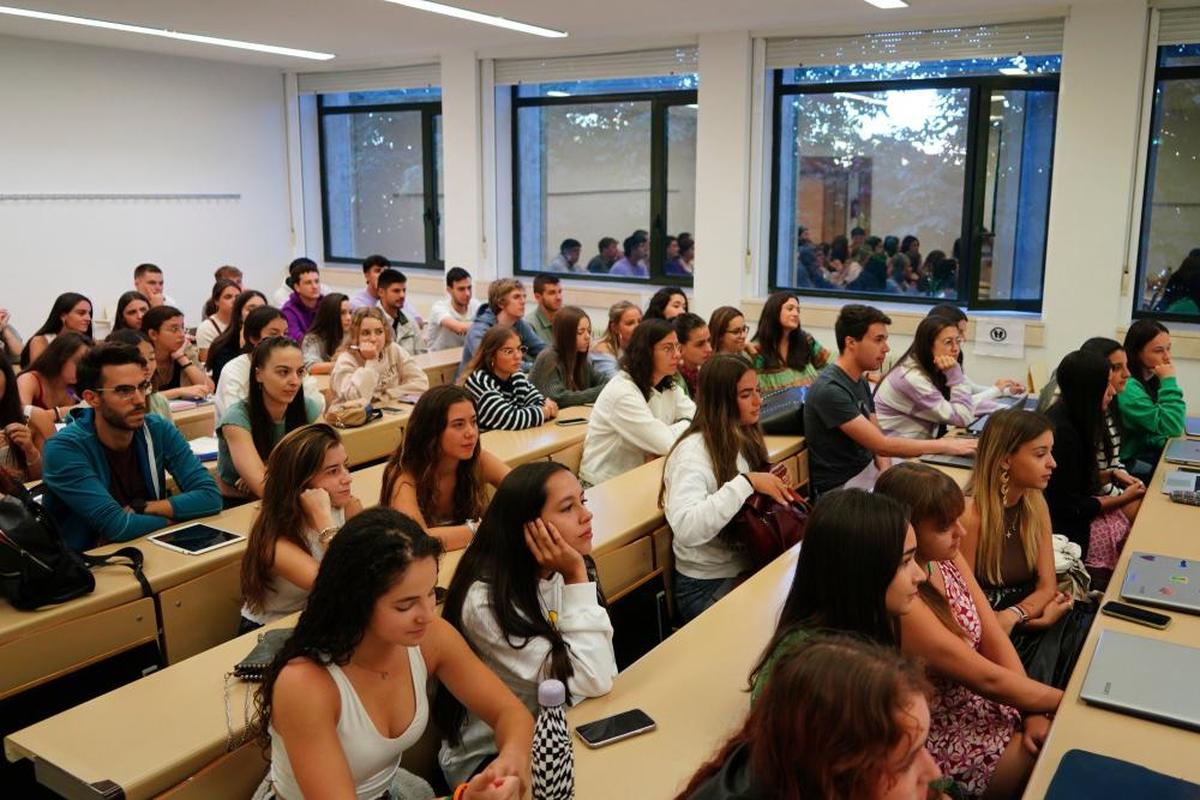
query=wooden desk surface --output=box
[478,406,590,465]
[171,401,216,440]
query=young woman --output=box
[216,337,322,500]
[0,357,53,481]
[644,287,689,321]
[142,305,211,401]
[436,461,617,786]
[195,279,240,364]
[750,489,926,700]
[17,332,88,421]
[330,307,429,406]
[1079,337,1138,494]
[1045,350,1144,583]
[679,636,942,800]
[673,313,713,398]
[708,306,751,357]
[240,424,363,631]
[750,292,829,393]
[461,325,555,431]
[255,507,531,800]
[21,292,93,368]
[106,329,174,423]
[962,408,1090,689]
[381,385,510,551]
[662,355,791,622]
[529,305,609,408]
[206,289,268,381]
[926,304,1024,404]
[215,306,322,421]
[875,314,979,439]
[1119,319,1186,466]
[877,462,1063,799]
[580,319,696,487]
[301,292,350,374]
[109,291,150,335]
[589,300,641,379]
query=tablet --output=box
[149,524,244,556]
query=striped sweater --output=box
[875,359,977,439]
[464,369,546,431]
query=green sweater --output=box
[1118,375,1186,461]
[750,628,812,704]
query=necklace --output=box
[1003,504,1021,540]
[350,658,391,680]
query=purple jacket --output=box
[281,292,320,342]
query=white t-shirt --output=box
[428,298,482,351]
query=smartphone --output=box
[575,709,656,748]
[1101,601,1171,630]
[555,417,588,427]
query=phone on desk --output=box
[575,709,656,748]
[1102,601,1171,630]
[555,417,588,427]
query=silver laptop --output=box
[1162,469,1200,495]
[1121,552,1200,614]
[1164,439,1200,468]
[1080,630,1200,731]
[1187,416,1200,438]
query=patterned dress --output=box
[926,560,1021,798]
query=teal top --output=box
[1165,297,1200,316]
[1117,374,1186,461]
[750,627,813,704]
[215,396,322,486]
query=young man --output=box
[609,233,650,278]
[428,267,481,351]
[850,226,867,253]
[280,261,323,342]
[587,237,620,274]
[133,263,176,308]
[528,273,563,346]
[803,304,977,495]
[41,343,221,552]
[547,239,582,274]
[673,313,713,398]
[351,254,390,310]
[272,257,332,307]
[457,278,545,379]
[213,265,243,290]
[377,268,425,356]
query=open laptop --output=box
[919,452,975,470]
[1080,629,1200,731]
[1163,468,1200,495]
[1121,552,1200,614]
[1164,439,1200,468]
[1187,416,1200,438]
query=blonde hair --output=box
[594,301,640,357]
[338,307,394,360]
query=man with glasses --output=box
[43,343,221,551]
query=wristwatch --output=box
[131,498,148,515]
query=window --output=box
[318,88,443,269]
[769,48,1060,311]
[507,74,697,283]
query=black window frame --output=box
[317,95,444,271]
[768,69,1060,313]
[509,85,698,287]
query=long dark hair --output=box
[240,307,286,353]
[1053,349,1113,491]
[111,291,150,334]
[552,306,591,391]
[620,318,676,399]
[305,292,349,359]
[879,315,958,400]
[1159,254,1200,312]
[22,293,93,367]
[202,278,240,320]
[1123,318,1170,401]
[749,489,910,690]
[24,331,89,381]
[435,461,600,744]
[460,325,519,382]
[208,290,268,361]
[255,508,443,747]
[644,287,688,320]
[708,306,745,353]
[752,292,815,372]
[246,337,310,460]
[0,358,30,477]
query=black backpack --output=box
[0,483,151,611]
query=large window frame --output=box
[768,70,1060,312]
[509,85,698,286]
[317,95,444,271]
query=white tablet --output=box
[148,524,244,556]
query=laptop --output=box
[1120,552,1200,614]
[1164,439,1200,468]
[1080,630,1200,731]
[919,452,975,469]
[1187,416,1200,438]
[1163,468,1200,495]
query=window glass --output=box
[782,55,1061,85]
[321,87,442,106]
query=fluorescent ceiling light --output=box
[0,4,335,59]
[864,0,909,8]
[384,0,567,38]
[546,90,571,97]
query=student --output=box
[529,306,609,408]
[803,305,975,495]
[256,507,531,800]
[107,329,174,423]
[609,232,650,278]
[0,357,53,481]
[216,337,322,500]
[1045,350,1144,581]
[662,355,790,621]
[1157,252,1200,315]
[1119,319,1186,465]
[580,319,695,487]
[330,307,429,406]
[206,289,267,382]
[195,279,240,363]
[142,305,212,400]
[680,636,941,800]
[300,292,350,374]
[429,267,482,351]
[546,238,582,273]
[750,489,926,699]
[272,256,330,307]
[437,461,616,786]
[1078,337,1138,496]
[213,264,243,289]
[110,291,150,335]
[21,292,93,367]
[214,306,324,421]
[589,300,641,379]
[527,273,563,346]
[586,236,620,274]
[349,253,389,310]
[876,463,1063,799]
[750,292,829,393]
[41,343,221,551]
[644,287,688,321]
[925,304,1024,404]
[239,424,363,631]
[671,313,712,398]
[133,263,173,308]
[676,233,696,276]
[377,268,425,357]
[17,332,88,421]
[708,306,751,357]
[458,279,544,379]
[462,326,556,431]
[875,314,979,439]
[281,261,323,342]
[381,385,510,550]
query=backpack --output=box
[0,483,151,611]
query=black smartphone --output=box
[555,417,588,427]
[575,709,656,748]
[1101,601,1171,630]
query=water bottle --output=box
[532,679,574,800]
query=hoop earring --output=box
[999,468,1010,507]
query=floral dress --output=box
[926,560,1021,798]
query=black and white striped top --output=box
[1097,406,1124,495]
[464,369,546,431]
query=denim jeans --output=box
[674,571,739,623]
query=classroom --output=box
[1,0,1199,798]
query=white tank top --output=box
[241,508,345,626]
[269,646,429,800]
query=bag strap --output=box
[83,546,153,599]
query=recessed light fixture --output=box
[384,0,567,38]
[864,0,909,8]
[0,4,335,59]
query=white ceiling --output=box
[0,0,1071,70]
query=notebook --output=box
[1120,552,1200,615]
[1079,630,1200,731]
[1045,749,1200,799]
[1164,439,1200,468]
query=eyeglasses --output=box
[499,346,528,357]
[730,326,751,336]
[656,343,682,354]
[96,380,154,399]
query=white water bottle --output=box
[532,679,574,800]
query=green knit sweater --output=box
[1117,375,1186,461]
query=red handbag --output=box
[722,490,810,570]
